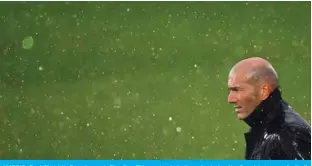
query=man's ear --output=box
[260,84,271,100]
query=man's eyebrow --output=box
[228,86,241,90]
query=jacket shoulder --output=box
[278,104,311,159]
[282,102,310,131]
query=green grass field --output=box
[0,1,310,159]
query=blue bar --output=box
[0,160,310,166]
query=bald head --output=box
[228,57,279,120]
[230,57,279,90]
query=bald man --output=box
[227,57,311,160]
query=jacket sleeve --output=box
[255,127,311,160]
[279,126,311,160]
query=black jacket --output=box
[243,88,311,160]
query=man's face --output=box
[227,70,262,120]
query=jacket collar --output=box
[243,87,283,127]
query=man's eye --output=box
[233,88,243,92]
[229,88,238,92]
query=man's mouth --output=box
[234,106,242,112]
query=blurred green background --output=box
[0,1,310,159]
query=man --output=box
[227,57,311,160]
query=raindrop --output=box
[292,40,300,47]
[168,117,172,121]
[22,36,34,49]
[30,108,35,114]
[268,29,273,34]
[176,127,182,132]
[253,45,262,53]
[114,97,122,108]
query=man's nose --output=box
[228,93,237,104]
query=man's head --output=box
[227,57,279,120]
